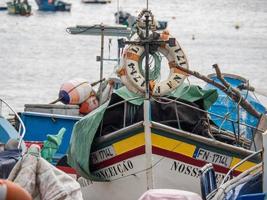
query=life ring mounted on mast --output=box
[117,30,189,96]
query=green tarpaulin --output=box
[67,84,218,181]
[115,83,218,110]
[67,102,109,181]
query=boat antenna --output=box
[146,0,149,9]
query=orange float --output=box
[0,179,32,200]
[59,78,93,105]
[79,92,99,114]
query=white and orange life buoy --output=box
[118,31,189,96]
[116,66,143,95]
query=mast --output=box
[99,24,105,103]
[143,10,153,190]
[121,8,175,190]
[122,8,155,190]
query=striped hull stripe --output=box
[91,133,257,174]
[92,145,240,177]
[152,146,241,176]
[91,146,145,171]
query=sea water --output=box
[0,0,267,112]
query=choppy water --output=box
[0,0,267,112]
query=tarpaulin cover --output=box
[115,83,218,110]
[205,75,266,140]
[67,102,109,181]
[9,145,83,200]
[67,85,218,181]
[0,149,21,179]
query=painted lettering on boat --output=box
[90,146,116,164]
[170,161,226,184]
[193,148,232,168]
[170,161,200,178]
[94,160,134,179]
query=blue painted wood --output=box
[0,117,19,143]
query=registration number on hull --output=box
[193,148,232,168]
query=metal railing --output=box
[0,98,26,149]
[98,97,142,136]
[99,97,264,142]
[220,149,262,186]
[98,95,261,149]
[156,96,262,148]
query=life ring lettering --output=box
[117,31,189,96]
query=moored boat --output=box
[82,0,111,4]
[6,0,31,15]
[65,9,267,200]
[114,10,168,30]
[0,5,7,10]
[35,0,71,11]
[14,8,267,200]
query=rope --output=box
[138,52,162,81]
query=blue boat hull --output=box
[35,0,71,11]
[20,112,81,156]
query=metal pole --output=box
[143,10,153,190]
[117,39,120,67]
[99,24,104,104]
[145,12,150,100]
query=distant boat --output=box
[0,4,7,10]
[35,0,71,11]
[6,0,31,15]
[82,0,111,4]
[114,11,168,31]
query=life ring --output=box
[119,31,189,96]
[116,66,144,95]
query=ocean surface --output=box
[0,0,267,112]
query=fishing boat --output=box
[82,0,111,4]
[6,0,31,15]
[114,10,168,30]
[16,9,267,200]
[35,0,71,11]
[0,3,7,10]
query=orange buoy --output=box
[0,179,32,200]
[59,78,93,105]
[79,92,99,114]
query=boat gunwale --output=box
[152,121,260,160]
[92,120,260,162]
[21,111,82,120]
